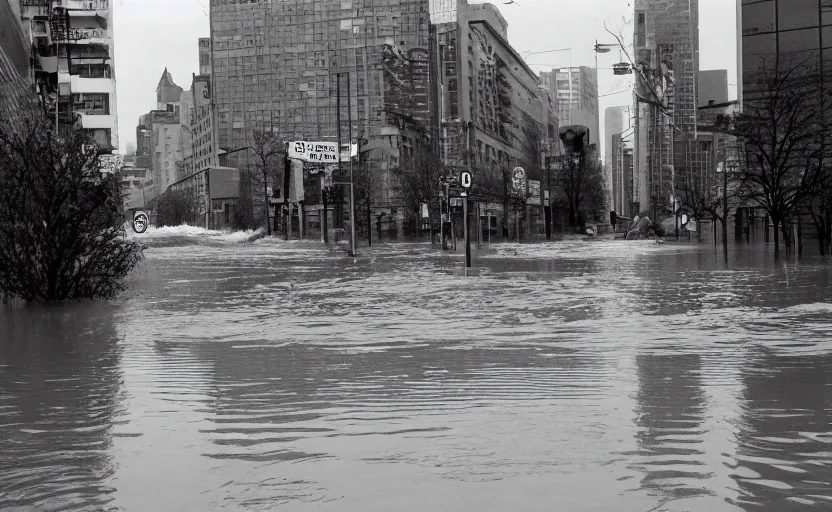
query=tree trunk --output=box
[798,215,803,257]
[772,216,781,259]
[721,216,728,252]
[782,220,792,250]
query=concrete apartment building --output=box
[633,0,699,219]
[604,105,629,211]
[432,0,558,170]
[10,0,119,160]
[697,69,728,107]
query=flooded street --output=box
[2,237,832,511]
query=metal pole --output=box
[336,72,342,238]
[347,72,357,257]
[463,195,471,268]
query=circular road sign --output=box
[132,211,149,234]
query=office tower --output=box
[697,69,728,107]
[740,0,830,101]
[605,105,629,210]
[209,0,433,178]
[633,0,699,218]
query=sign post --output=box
[460,171,472,269]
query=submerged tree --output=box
[553,155,606,228]
[0,105,143,303]
[156,189,200,227]
[249,128,285,235]
[735,60,832,257]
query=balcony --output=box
[61,28,108,45]
[60,0,109,11]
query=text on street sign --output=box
[289,141,338,163]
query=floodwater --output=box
[2,235,832,511]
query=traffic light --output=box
[559,125,589,154]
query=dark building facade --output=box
[740,0,831,98]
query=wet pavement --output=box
[2,237,832,511]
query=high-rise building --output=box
[549,66,599,146]
[605,105,629,210]
[633,0,699,219]
[697,69,728,107]
[739,0,830,102]
[209,0,433,183]
[14,0,119,157]
[611,133,634,217]
[433,0,557,170]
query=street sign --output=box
[288,141,338,163]
[132,210,149,234]
[460,171,472,188]
[511,167,526,195]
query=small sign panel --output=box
[132,210,149,234]
[460,171,472,189]
[288,141,338,163]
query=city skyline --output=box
[112,0,737,152]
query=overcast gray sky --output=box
[112,0,737,154]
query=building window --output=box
[70,63,111,78]
[72,93,109,115]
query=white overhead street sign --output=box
[289,141,338,163]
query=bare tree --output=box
[678,166,740,247]
[553,154,606,229]
[393,148,444,233]
[735,60,831,258]
[249,128,285,235]
[0,104,143,303]
[803,164,832,254]
[156,189,200,227]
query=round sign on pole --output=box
[460,171,472,189]
[132,210,149,234]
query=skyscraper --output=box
[740,0,830,101]
[209,0,433,180]
[633,0,699,218]
[605,105,629,210]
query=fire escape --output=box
[47,5,74,128]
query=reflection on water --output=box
[0,306,123,511]
[730,350,832,509]
[1,239,832,511]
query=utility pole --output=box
[347,72,357,258]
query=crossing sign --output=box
[460,171,472,189]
